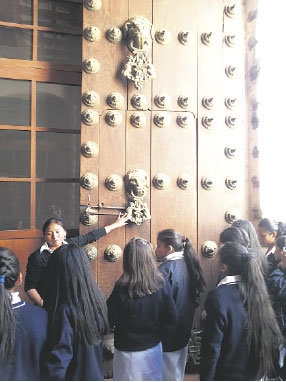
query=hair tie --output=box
[0,275,5,284]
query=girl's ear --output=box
[15,272,23,287]
[221,263,228,274]
[167,245,174,254]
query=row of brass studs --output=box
[79,173,193,191]
[83,243,122,262]
[202,115,238,129]
[202,97,237,110]
[201,176,238,190]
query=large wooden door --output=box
[80,0,248,306]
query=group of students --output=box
[1,215,286,381]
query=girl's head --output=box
[119,237,165,298]
[42,218,66,250]
[219,227,250,248]
[218,241,251,276]
[46,244,108,345]
[156,229,206,293]
[0,247,21,361]
[257,218,279,246]
[274,235,286,262]
[156,229,184,260]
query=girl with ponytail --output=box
[200,242,282,380]
[0,246,48,380]
[155,229,205,381]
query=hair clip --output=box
[0,275,5,284]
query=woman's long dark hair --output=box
[232,219,269,275]
[219,242,283,379]
[0,247,19,361]
[44,244,108,346]
[117,237,165,298]
[258,218,286,238]
[220,227,250,247]
[157,229,206,293]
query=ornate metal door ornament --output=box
[152,173,170,190]
[177,113,192,128]
[104,245,122,262]
[178,31,193,46]
[225,177,237,190]
[154,93,171,109]
[202,97,214,110]
[130,112,146,128]
[202,116,214,129]
[225,115,237,128]
[105,174,123,191]
[201,32,212,46]
[225,65,237,78]
[224,5,236,18]
[225,35,236,47]
[154,112,170,128]
[80,210,98,226]
[155,29,171,45]
[80,172,98,190]
[82,58,100,74]
[105,111,122,127]
[83,26,101,42]
[121,16,156,90]
[83,244,98,261]
[81,141,99,158]
[225,97,237,110]
[125,169,151,225]
[82,91,100,107]
[201,241,218,258]
[177,174,192,190]
[225,208,241,224]
[201,176,215,190]
[106,27,122,44]
[81,109,99,126]
[131,94,147,110]
[178,95,191,109]
[224,146,237,159]
[84,0,102,11]
[106,92,124,109]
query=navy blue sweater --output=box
[107,280,178,351]
[200,284,258,381]
[0,300,48,381]
[24,227,106,298]
[46,305,105,380]
[159,258,200,351]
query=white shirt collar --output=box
[10,291,21,304]
[217,275,241,287]
[165,251,184,261]
[40,240,68,253]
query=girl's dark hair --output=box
[45,244,109,347]
[258,218,286,238]
[232,219,268,275]
[157,229,206,293]
[42,217,65,235]
[275,235,286,251]
[117,237,165,298]
[219,242,283,378]
[0,247,20,361]
[220,227,250,247]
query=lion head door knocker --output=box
[125,169,151,225]
[121,16,156,90]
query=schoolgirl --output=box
[155,229,205,381]
[200,242,282,380]
[44,243,109,380]
[0,246,48,380]
[107,237,178,381]
[25,213,128,306]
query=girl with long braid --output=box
[0,247,48,380]
[200,242,282,380]
[155,229,205,381]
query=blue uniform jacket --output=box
[200,283,258,380]
[45,304,105,380]
[107,280,178,352]
[0,299,48,381]
[267,266,286,337]
[159,258,201,351]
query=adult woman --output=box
[155,229,205,381]
[25,213,129,306]
[107,237,178,381]
[44,244,108,380]
[232,219,268,275]
[0,247,48,380]
[200,242,282,380]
